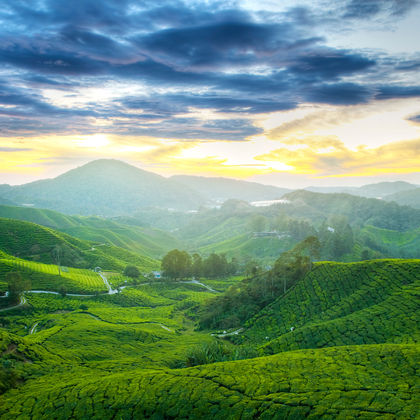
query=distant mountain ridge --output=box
[1,159,205,216]
[1,159,419,217]
[305,181,418,198]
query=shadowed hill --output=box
[3,159,205,216]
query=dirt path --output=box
[0,294,26,312]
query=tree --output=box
[161,249,192,280]
[249,215,267,232]
[191,253,203,279]
[123,265,140,278]
[6,272,31,304]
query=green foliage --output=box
[0,343,418,419]
[123,265,140,278]
[241,259,420,352]
[161,249,192,280]
[185,341,259,367]
[199,237,319,330]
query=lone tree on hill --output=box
[161,249,192,280]
[6,272,31,304]
[123,265,140,278]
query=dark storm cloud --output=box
[0,0,419,139]
[305,83,373,105]
[376,86,420,100]
[289,52,375,80]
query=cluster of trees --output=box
[199,236,321,330]
[161,250,237,280]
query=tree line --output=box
[161,250,238,280]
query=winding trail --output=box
[182,279,218,293]
[0,294,26,312]
[29,322,39,335]
[211,328,244,338]
[99,272,118,294]
[82,312,173,332]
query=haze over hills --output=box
[2,159,420,219]
[384,187,420,209]
[171,175,291,202]
[305,181,419,198]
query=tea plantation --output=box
[0,258,418,419]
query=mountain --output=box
[306,181,418,199]
[2,159,205,216]
[171,175,291,202]
[384,187,420,209]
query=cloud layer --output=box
[0,0,418,139]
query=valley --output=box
[0,160,419,419]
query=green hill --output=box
[0,252,107,294]
[0,217,158,272]
[0,205,182,258]
[283,190,420,231]
[384,187,420,209]
[240,260,420,352]
[0,343,418,419]
[0,258,418,418]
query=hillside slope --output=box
[240,260,420,353]
[0,343,417,419]
[0,205,182,258]
[0,217,158,272]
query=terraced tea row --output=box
[242,259,420,348]
[0,254,106,294]
[1,343,417,419]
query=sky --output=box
[0,0,419,188]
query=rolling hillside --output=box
[0,257,418,418]
[0,217,158,272]
[240,259,420,352]
[0,205,182,258]
[283,190,420,231]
